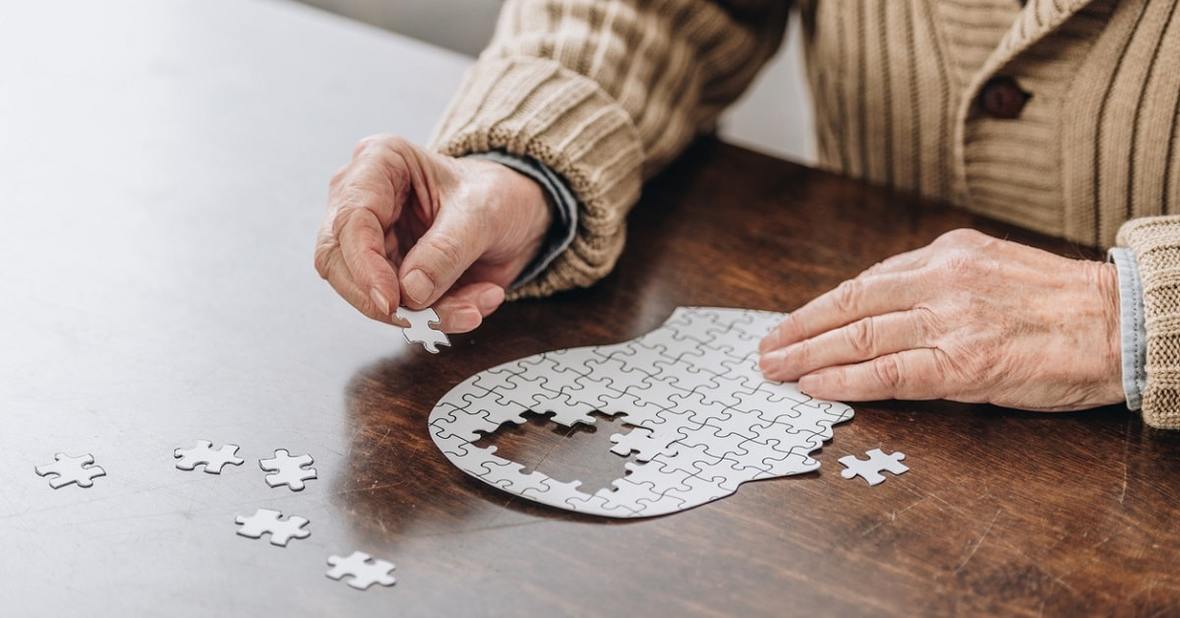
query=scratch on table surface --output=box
[406,517,551,539]
[364,423,395,448]
[861,495,929,536]
[1037,578,1057,617]
[953,509,1001,574]
[528,424,579,473]
[1130,576,1180,618]
[998,537,1080,598]
[333,479,410,495]
[1119,461,1129,505]
[0,474,218,523]
[1125,577,1158,612]
[921,490,954,514]
[1119,415,1131,506]
[1037,572,1071,618]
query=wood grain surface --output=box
[2,2,1179,616]
[346,139,1180,617]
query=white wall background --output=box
[294,0,815,163]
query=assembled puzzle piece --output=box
[173,440,244,474]
[235,508,310,546]
[258,449,317,491]
[839,448,909,486]
[609,426,676,462]
[396,306,450,353]
[35,453,106,489]
[428,307,855,518]
[326,551,396,590]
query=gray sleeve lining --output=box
[1109,247,1146,411]
[465,150,580,288]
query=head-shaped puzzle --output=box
[428,307,853,517]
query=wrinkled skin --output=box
[315,135,550,333]
[317,138,1123,411]
[758,229,1124,411]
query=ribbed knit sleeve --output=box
[1116,216,1180,429]
[429,0,789,297]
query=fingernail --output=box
[369,288,391,317]
[798,374,821,393]
[759,331,780,353]
[477,287,504,312]
[759,349,788,378]
[402,270,433,306]
[452,308,482,332]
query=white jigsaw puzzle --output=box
[428,307,855,518]
[396,306,449,353]
[234,508,310,546]
[326,551,397,590]
[174,440,244,474]
[839,448,908,486]
[34,453,106,489]
[259,449,317,491]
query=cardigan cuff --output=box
[429,57,643,299]
[466,150,580,288]
[1115,216,1180,429]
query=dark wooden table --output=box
[3,2,1179,617]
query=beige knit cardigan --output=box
[430,0,1180,428]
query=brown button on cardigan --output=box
[979,77,1031,120]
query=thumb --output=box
[398,209,487,309]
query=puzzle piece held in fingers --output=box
[396,307,450,353]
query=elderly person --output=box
[315,0,1180,428]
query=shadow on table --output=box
[331,354,648,545]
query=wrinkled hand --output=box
[315,135,551,332]
[759,229,1124,411]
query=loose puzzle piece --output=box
[234,508,311,546]
[34,453,106,489]
[839,448,909,486]
[174,440,244,474]
[396,306,450,353]
[428,307,855,518]
[326,551,397,590]
[258,449,317,491]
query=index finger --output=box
[326,145,412,319]
[334,206,401,318]
[759,271,928,353]
[798,348,949,401]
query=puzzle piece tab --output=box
[609,426,676,462]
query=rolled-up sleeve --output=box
[465,151,579,288]
[429,0,789,298]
